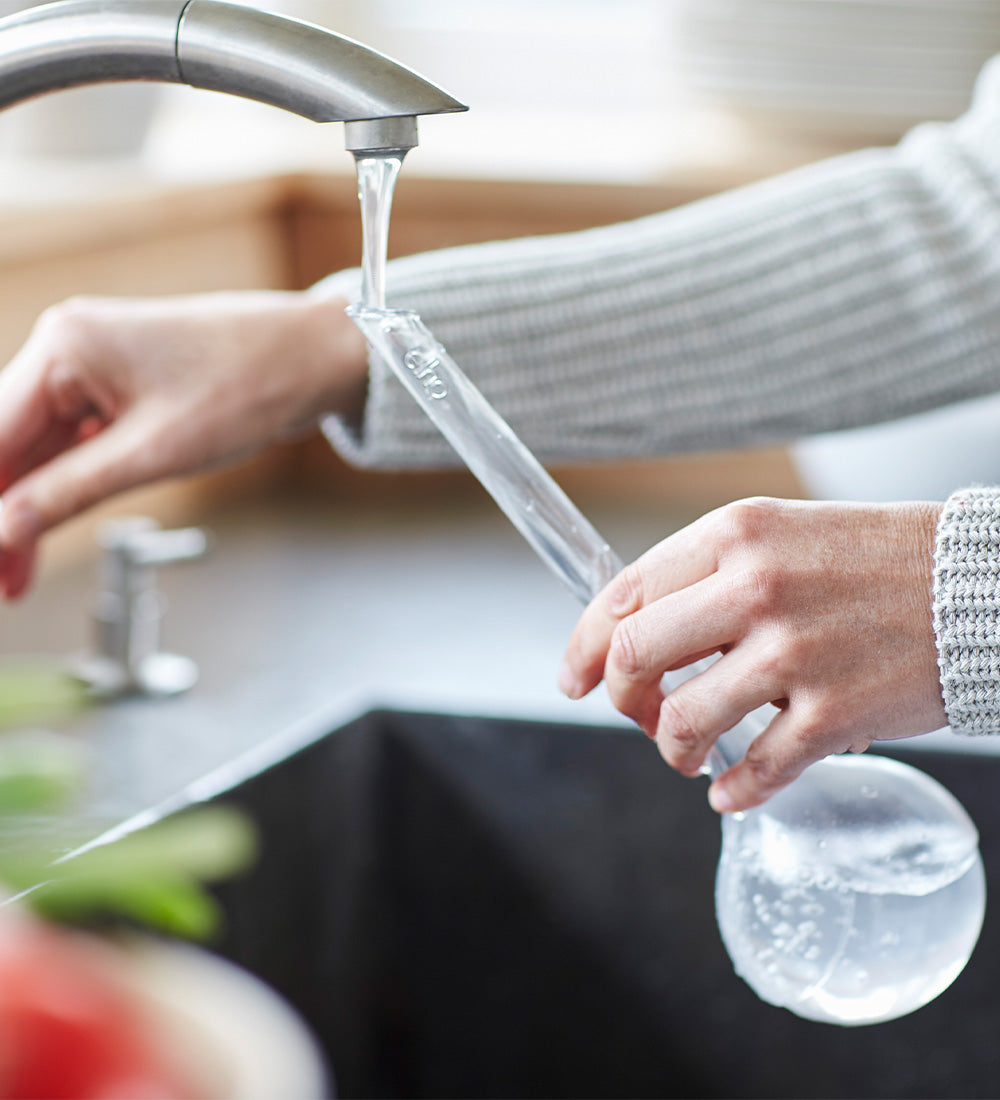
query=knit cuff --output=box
[933,486,1000,733]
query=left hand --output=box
[0,290,368,600]
[558,497,947,813]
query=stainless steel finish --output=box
[74,517,210,700]
[0,0,466,151]
[0,0,185,110]
[344,116,419,156]
[177,1,464,124]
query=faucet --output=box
[74,517,210,699]
[0,0,467,155]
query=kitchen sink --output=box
[206,709,1000,1099]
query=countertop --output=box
[0,487,697,847]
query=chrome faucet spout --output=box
[0,0,467,154]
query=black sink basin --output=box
[207,710,1000,1099]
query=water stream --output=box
[355,155,404,310]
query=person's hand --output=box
[0,290,368,599]
[559,497,946,813]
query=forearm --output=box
[320,59,1000,471]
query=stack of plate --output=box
[675,0,1000,139]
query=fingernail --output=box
[0,498,39,548]
[708,783,736,814]
[557,660,581,699]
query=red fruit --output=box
[0,920,194,1100]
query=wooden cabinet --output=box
[0,178,300,362]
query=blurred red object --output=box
[0,918,195,1100]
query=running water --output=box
[355,155,404,309]
[345,154,986,1027]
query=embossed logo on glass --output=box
[403,347,448,400]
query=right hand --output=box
[0,290,369,599]
[559,497,947,813]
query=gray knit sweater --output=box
[321,58,1000,737]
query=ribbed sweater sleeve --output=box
[318,59,1000,736]
[320,55,1000,471]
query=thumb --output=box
[0,417,162,548]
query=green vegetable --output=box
[0,733,86,814]
[18,806,258,939]
[0,662,89,732]
[0,660,258,940]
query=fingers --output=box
[560,517,722,698]
[601,573,749,736]
[0,354,60,492]
[0,543,36,600]
[3,418,83,493]
[0,415,159,548]
[0,311,108,495]
[706,708,825,814]
[653,649,781,777]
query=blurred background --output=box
[2,5,1000,1096]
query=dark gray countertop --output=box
[0,491,682,844]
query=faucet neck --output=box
[0,0,465,154]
